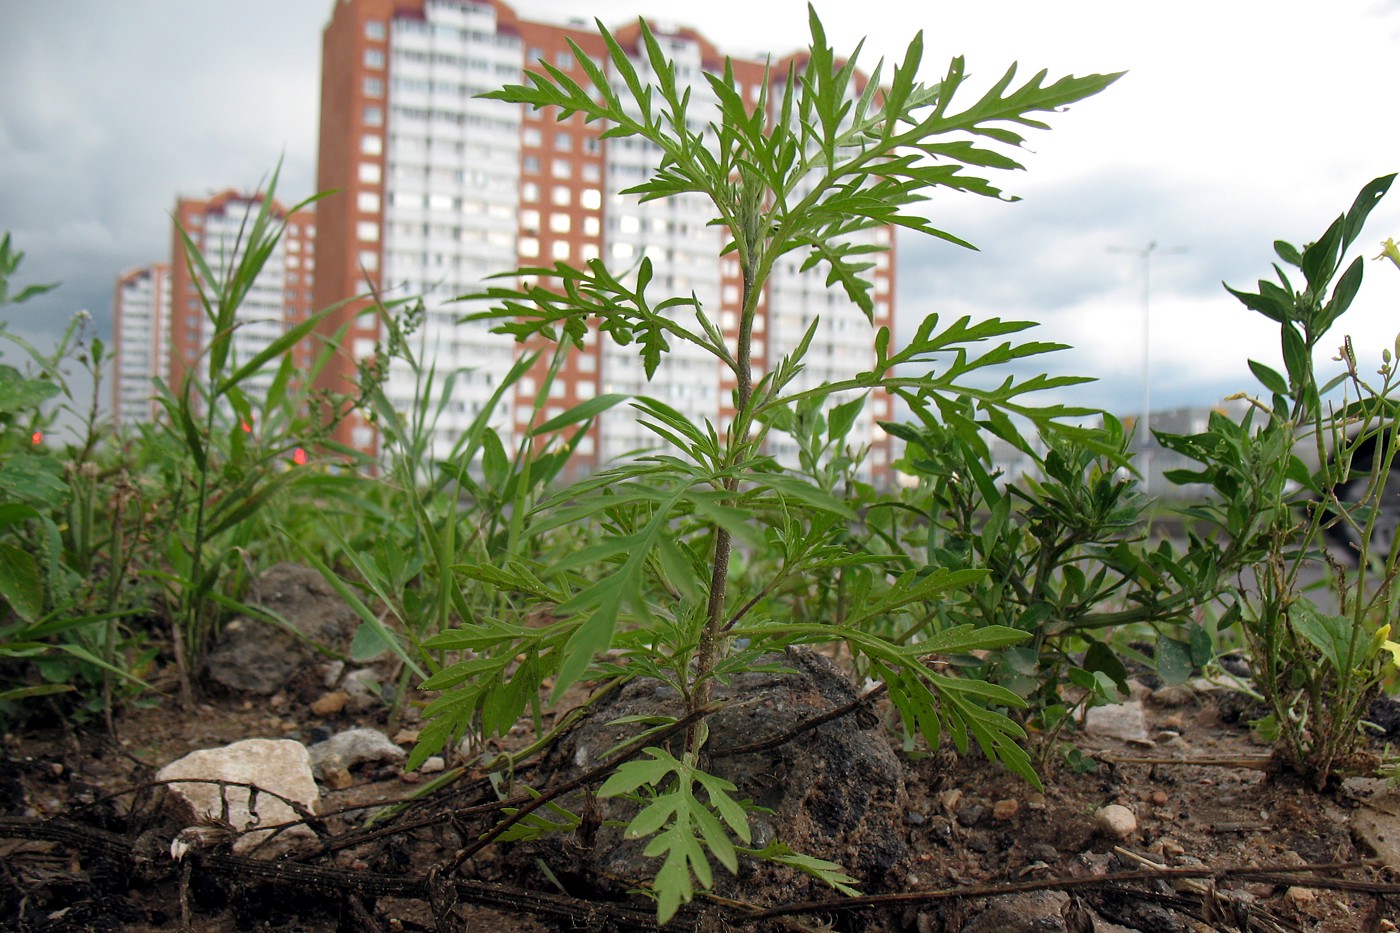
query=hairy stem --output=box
[688,209,761,747]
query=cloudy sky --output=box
[3,0,1399,423]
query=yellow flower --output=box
[1379,237,1400,270]
[1376,624,1400,667]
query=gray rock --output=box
[157,738,318,857]
[961,891,1138,933]
[308,727,405,778]
[956,802,987,827]
[204,563,358,696]
[526,648,908,908]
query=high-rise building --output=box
[312,0,895,478]
[112,263,171,426]
[167,191,318,403]
[113,192,318,427]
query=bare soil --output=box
[2,667,1396,932]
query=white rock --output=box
[342,668,383,711]
[157,738,318,856]
[1094,804,1138,840]
[1084,701,1152,744]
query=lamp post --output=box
[1108,241,1185,494]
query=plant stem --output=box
[689,223,760,745]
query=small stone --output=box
[318,751,353,790]
[938,788,963,811]
[1283,886,1316,906]
[308,728,406,775]
[966,831,994,853]
[1149,684,1196,707]
[420,756,446,774]
[342,668,384,711]
[956,803,986,827]
[905,810,927,826]
[1149,790,1169,806]
[1027,843,1059,863]
[1156,836,1186,858]
[310,691,349,717]
[1084,701,1152,744]
[1094,804,1137,840]
[391,728,420,745]
[992,798,1019,821]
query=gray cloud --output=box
[2,1,1397,430]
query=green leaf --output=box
[1155,637,1193,685]
[349,620,395,663]
[1291,600,1363,674]
[1247,359,1289,397]
[0,368,61,414]
[529,393,629,436]
[0,542,43,622]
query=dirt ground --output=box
[2,667,1397,932]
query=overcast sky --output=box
[3,0,1399,424]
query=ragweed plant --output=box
[1157,174,1400,786]
[414,7,1119,921]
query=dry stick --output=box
[709,682,889,759]
[2,815,1383,933]
[735,861,1396,923]
[1096,753,1275,770]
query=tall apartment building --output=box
[114,192,317,426]
[313,0,896,477]
[112,263,171,425]
[169,192,319,401]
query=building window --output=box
[551,241,570,261]
[527,46,544,64]
[357,191,381,212]
[365,20,386,40]
[358,249,379,271]
[555,50,574,69]
[551,186,570,207]
[361,133,383,155]
[580,188,601,210]
[364,77,383,98]
[549,214,571,233]
[359,162,381,183]
[357,221,380,242]
[523,126,542,147]
[583,137,600,154]
[583,216,600,236]
[578,354,597,374]
[551,159,571,179]
[364,105,383,127]
[519,236,539,257]
[521,209,540,231]
[582,163,601,182]
[581,243,600,261]
[523,155,540,174]
[554,131,571,152]
[365,48,385,69]
[521,181,539,201]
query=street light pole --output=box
[1108,241,1185,494]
